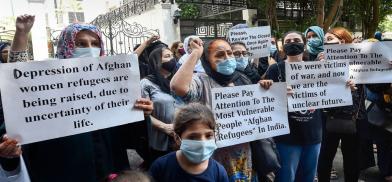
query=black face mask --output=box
[324,42,340,45]
[283,42,305,56]
[162,58,177,72]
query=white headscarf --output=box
[178,35,205,73]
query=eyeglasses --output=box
[233,51,249,58]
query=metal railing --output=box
[91,0,160,27]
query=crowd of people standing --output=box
[0,14,391,182]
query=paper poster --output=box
[0,54,144,144]
[211,83,289,148]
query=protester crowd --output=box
[0,14,391,182]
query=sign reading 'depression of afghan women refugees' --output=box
[211,83,289,148]
[0,54,144,144]
[227,26,271,59]
[324,41,392,84]
[286,60,353,112]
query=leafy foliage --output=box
[177,3,200,19]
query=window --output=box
[68,12,85,23]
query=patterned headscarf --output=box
[57,23,105,59]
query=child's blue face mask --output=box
[180,139,217,164]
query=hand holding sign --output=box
[134,98,153,116]
[258,80,273,89]
[0,135,22,158]
[346,80,357,91]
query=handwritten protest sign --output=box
[286,60,352,112]
[0,54,144,144]
[227,26,271,58]
[324,41,392,84]
[211,83,289,148]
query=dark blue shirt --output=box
[149,152,229,182]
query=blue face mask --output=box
[72,48,101,58]
[235,57,249,71]
[307,38,323,55]
[307,37,322,47]
[216,57,237,75]
[180,139,217,164]
[270,44,277,55]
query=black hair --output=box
[281,31,306,45]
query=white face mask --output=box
[72,47,101,58]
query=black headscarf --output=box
[200,40,251,86]
[137,40,168,78]
[145,47,174,94]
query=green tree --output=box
[379,15,392,32]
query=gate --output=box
[91,0,160,56]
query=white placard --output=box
[324,42,392,84]
[211,83,289,148]
[0,54,144,144]
[227,26,271,58]
[286,60,353,112]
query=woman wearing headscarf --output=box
[0,42,11,63]
[7,15,153,181]
[178,35,205,73]
[140,47,184,166]
[0,16,32,182]
[304,26,324,61]
[171,38,273,181]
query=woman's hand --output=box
[317,52,325,61]
[134,35,160,57]
[160,123,174,137]
[259,80,273,89]
[134,98,153,116]
[11,15,35,52]
[15,14,35,35]
[346,80,357,91]
[287,86,294,96]
[0,135,22,158]
[189,40,203,58]
[145,35,160,45]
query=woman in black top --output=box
[265,31,323,182]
